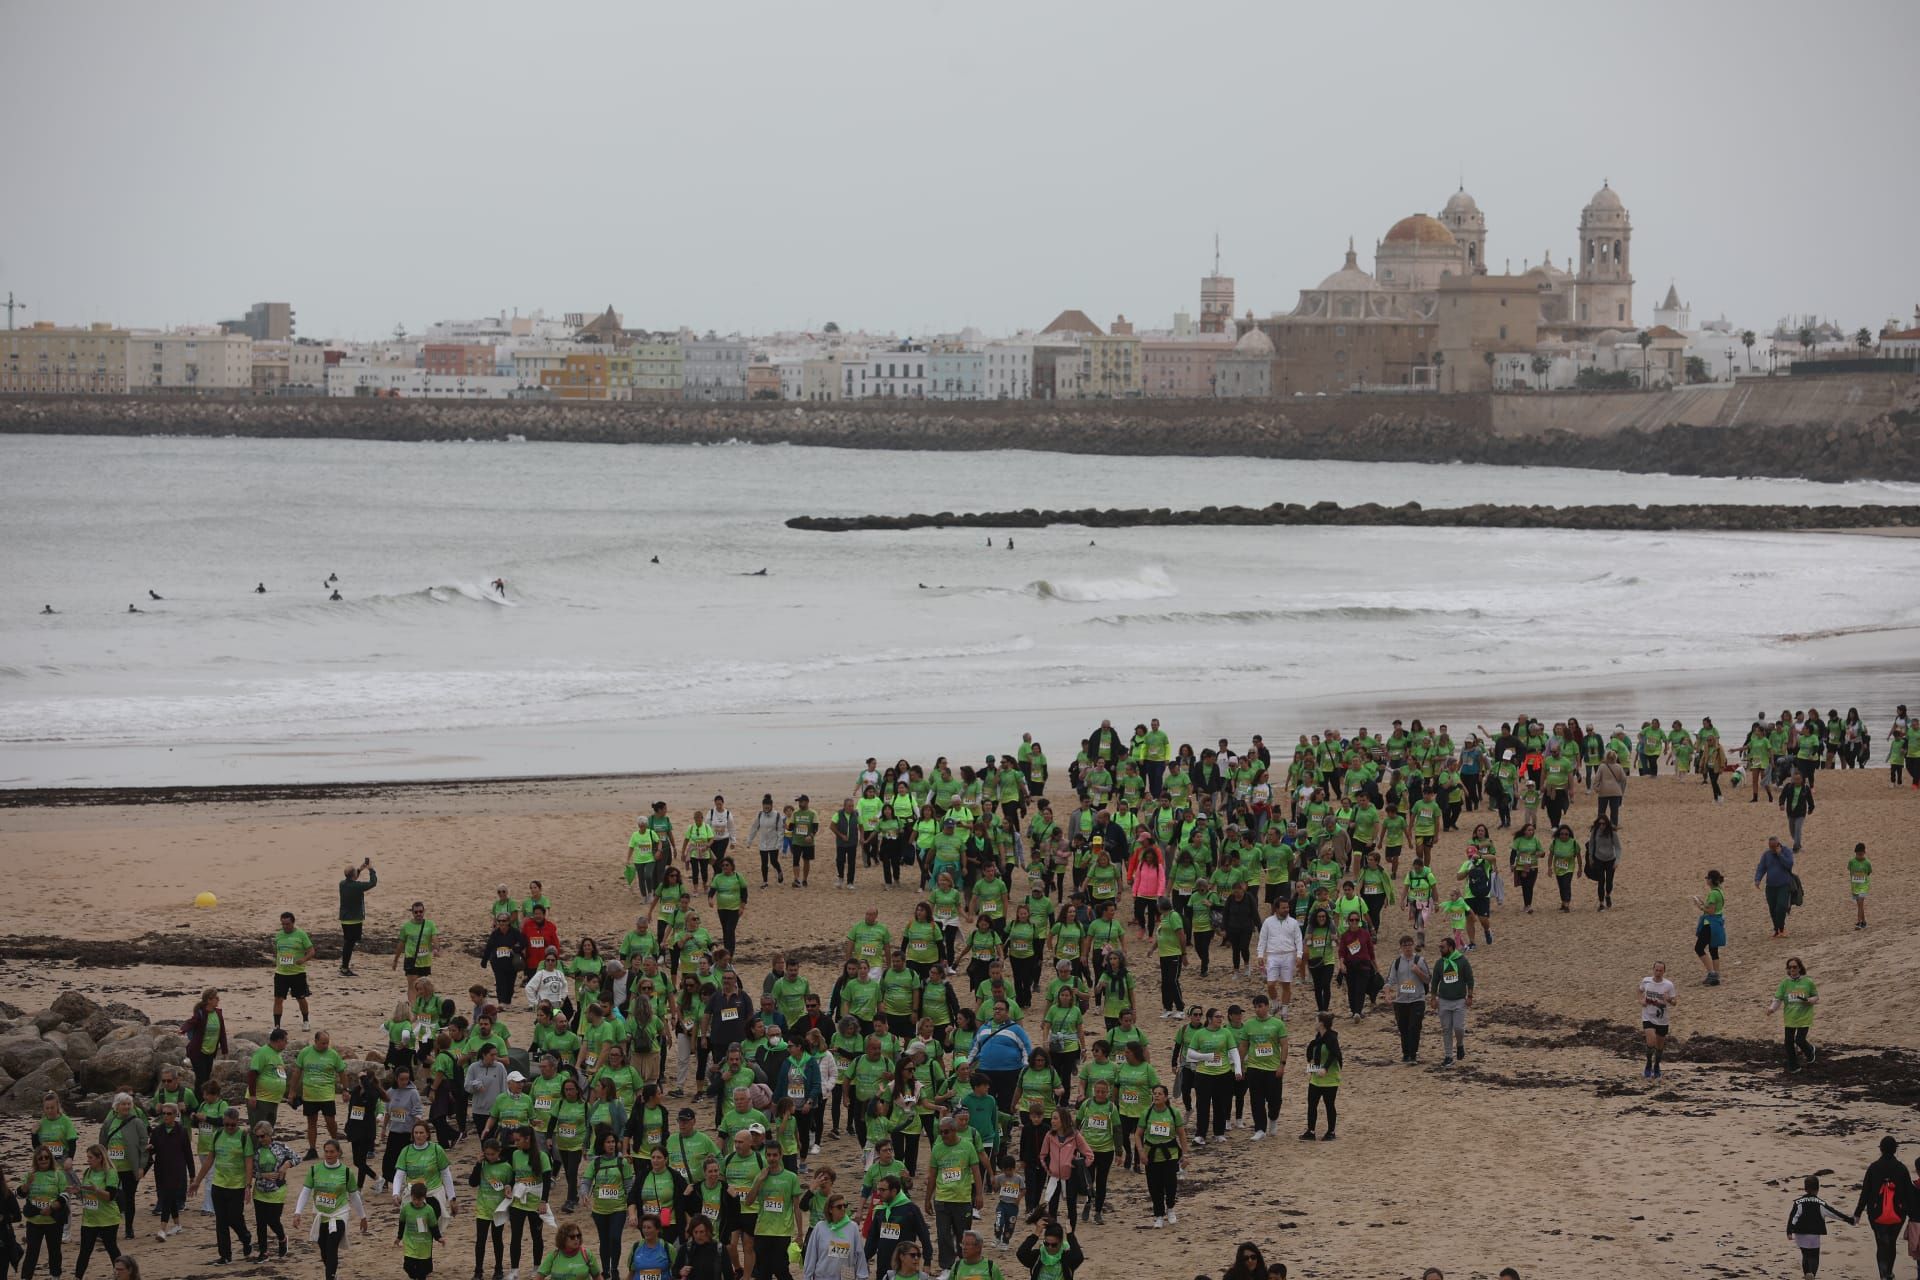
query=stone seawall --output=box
[788,502,1920,534]
[2,374,1916,481]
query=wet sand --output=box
[3,760,1917,1280]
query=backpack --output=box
[1873,1178,1904,1226]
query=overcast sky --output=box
[4,1,1916,342]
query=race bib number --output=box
[496,947,512,959]
[880,1223,901,1240]
[1084,1114,1107,1132]
[762,1196,784,1215]
[720,1009,740,1022]
[1251,1044,1274,1061]
[1307,1065,1326,1078]
[1398,983,1418,998]
[596,1185,622,1201]
[557,1123,579,1141]
[788,1081,806,1099]
[349,1107,366,1122]
[1147,1121,1171,1139]
[939,1166,963,1184]
[1347,942,1362,955]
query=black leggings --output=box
[318,1220,347,1279]
[1309,961,1335,1012]
[1246,1070,1283,1133]
[558,1148,582,1204]
[1694,921,1719,960]
[1158,954,1183,1011]
[1227,929,1252,972]
[23,1222,61,1280]
[1305,1083,1338,1136]
[1513,869,1537,909]
[592,1213,625,1273]
[1088,1148,1113,1211]
[253,1198,286,1255]
[509,1205,545,1267]
[1145,1158,1179,1216]
[1193,1072,1231,1138]
[1345,965,1373,1018]
[74,1225,120,1279]
[1594,861,1616,903]
[758,847,782,883]
[1556,872,1574,905]
[475,1218,504,1273]
[1784,1025,1813,1067]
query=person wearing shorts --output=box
[1638,962,1676,1080]
[1256,901,1303,1015]
[271,912,315,1032]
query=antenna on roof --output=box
[1213,233,1220,277]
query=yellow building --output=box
[1079,330,1141,398]
[1435,274,1539,393]
[540,351,635,400]
[629,338,684,400]
[0,322,130,393]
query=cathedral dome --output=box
[1382,214,1457,247]
[1317,244,1378,292]
[1234,327,1274,355]
[1585,182,1624,214]
[1442,188,1480,217]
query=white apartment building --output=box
[324,364,537,398]
[928,349,984,400]
[848,347,929,399]
[983,342,1034,400]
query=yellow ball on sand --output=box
[194,891,218,909]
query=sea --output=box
[2,433,1918,789]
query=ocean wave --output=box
[1086,604,1484,627]
[1024,566,1176,603]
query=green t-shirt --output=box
[1154,913,1185,958]
[250,1044,290,1103]
[398,918,438,966]
[34,1114,79,1162]
[398,1199,441,1260]
[1776,976,1817,1028]
[272,928,313,976]
[79,1167,123,1228]
[1847,857,1872,896]
[211,1127,254,1189]
[929,1137,978,1203]
[1239,1014,1287,1072]
[754,1168,804,1236]
[295,1044,346,1102]
[710,872,747,912]
[1075,1097,1119,1152]
[771,975,811,1026]
[880,966,923,1017]
[305,1161,359,1220]
[847,922,891,967]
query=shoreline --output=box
[8,648,1919,801]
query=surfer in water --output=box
[148,589,163,601]
[650,556,660,565]
[492,577,507,597]
[329,589,343,601]
[40,605,55,615]
[742,568,768,577]
[326,572,339,584]
[127,603,143,614]
[255,582,267,594]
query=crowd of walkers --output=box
[2,703,1910,1280]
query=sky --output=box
[3,1,1917,342]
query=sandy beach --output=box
[3,755,1917,1280]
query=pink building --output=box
[1141,336,1232,398]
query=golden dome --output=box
[1381,214,1457,247]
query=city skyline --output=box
[3,2,1916,340]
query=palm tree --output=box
[1636,330,1653,388]
[1530,353,1550,390]
[1798,325,1816,361]
[1856,327,1874,353]
[1741,329,1756,371]
[1431,350,1445,391]
[1483,349,1497,390]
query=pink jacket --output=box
[1130,860,1167,899]
[1039,1130,1094,1180]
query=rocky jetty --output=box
[2,376,1918,482]
[0,991,385,1119]
[787,501,1920,534]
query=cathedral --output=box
[1242,182,1638,393]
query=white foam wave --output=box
[1024,566,1176,603]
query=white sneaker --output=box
[809,1142,821,1155]
[1192,1134,1205,1146]
[1166,1209,1178,1224]
[1152,1215,1165,1229]
[1250,1129,1266,1142]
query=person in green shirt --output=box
[535,1221,603,1279]
[770,959,811,1027]
[1847,841,1872,930]
[744,1147,806,1264]
[1769,957,1819,1071]
[628,809,664,899]
[292,1138,370,1276]
[74,1142,124,1271]
[1152,907,1187,1017]
[395,1178,445,1275]
[246,1027,292,1131]
[1690,869,1727,986]
[271,911,315,1032]
[1300,1011,1342,1141]
[393,901,439,978]
[1073,1076,1120,1224]
[924,1117,985,1274]
[294,1030,347,1157]
[1238,994,1288,1139]
[1133,1084,1187,1228]
[190,1107,257,1262]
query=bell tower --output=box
[1575,180,1633,329]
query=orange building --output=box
[540,351,635,400]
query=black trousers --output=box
[1309,961,1335,1012]
[836,843,858,884]
[1246,1069,1283,1133]
[74,1225,120,1279]
[253,1198,286,1255]
[115,1170,138,1237]
[318,1220,346,1279]
[1305,1083,1338,1135]
[509,1205,544,1267]
[23,1222,61,1279]
[1145,1158,1179,1215]
[341,921,364,970]
[474,1219,505,1273]
[212,1183,253,1261]
[1394,1000,1425,1060]
[1158,954,1183,1011]
[1193,1071,1230,1137]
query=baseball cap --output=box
[506,1071,526,1083]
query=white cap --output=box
[506,1071,526,1083]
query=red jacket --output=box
[522,919,560,971]
[1336,926,1376,972]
